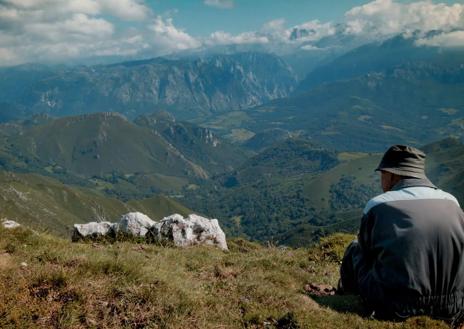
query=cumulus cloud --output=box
[207,31,268,45]
[98,0,150,21]
[25,14,114,41]
[0,0,199,66]
[148,16,200,52]
[205,19,294,48]
[290,20,336,42]
[204,0,234,10]
[416,30,464,47]
[203,18,337,52]
[201,0,464,52]
[345,0,464,37]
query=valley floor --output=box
[0,227,448,328]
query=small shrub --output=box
[309,233,355,262]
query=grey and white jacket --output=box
[354,177,464,317]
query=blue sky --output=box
[0,0,463,66]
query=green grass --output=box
[0,227,448,328]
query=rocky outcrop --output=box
[115,212,156,237]
[72,213,228,250]
[72,221,116,242]
[1,219,21,229]
[152,214,228,250]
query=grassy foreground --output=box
[0,227,448,328]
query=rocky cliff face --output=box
[0,52,297,120]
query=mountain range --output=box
[0,53,297,121]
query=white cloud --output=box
[148,16,200,52]
[261,19,290,42]
[207,31,268,45]
[25,14,114,42]
[205,19,290,47]
[416,30,464,47]
[204,0,234,10]
[1,0,149,20]
[203,18,336,51]
[0,0,183,66]
[345,0,464,37]
[290,20,336,42]
[0,47,18,66]
[200,1,464,52]
[98,0,150,21]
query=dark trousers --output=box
[339,240,361,295]
[339,240,464,327]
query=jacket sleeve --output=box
[354,210,386,306]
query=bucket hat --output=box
[376,145,426,179]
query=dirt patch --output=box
[0,252,14,270]
[304,283,336,297]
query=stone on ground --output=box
[1,219,21,229]
[116,212,156,237]
[72,221,116,242]
[153,214,228,250]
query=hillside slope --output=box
[183,139,382,244]
[0,171,191,236]
[424,137,464,203]
[0,112,247,197]
[0,227,448,328]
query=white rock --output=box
[2,220,21,229]
[116,212,156,237]
[20,262,28,267]
[72,221,115,241]
[154,213,228,250]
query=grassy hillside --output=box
[0,227,447,328]
[424,137,464,202]
[0,171,192,236]
[4,112,208,178]
[0,112,248,198]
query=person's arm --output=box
[355,210,385,306]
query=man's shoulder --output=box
[363,186,460,215]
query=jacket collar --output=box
[392,177,437,191]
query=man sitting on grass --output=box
[339,145,464,327]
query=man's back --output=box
[358,178,464,317]
[340,145,464,324]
